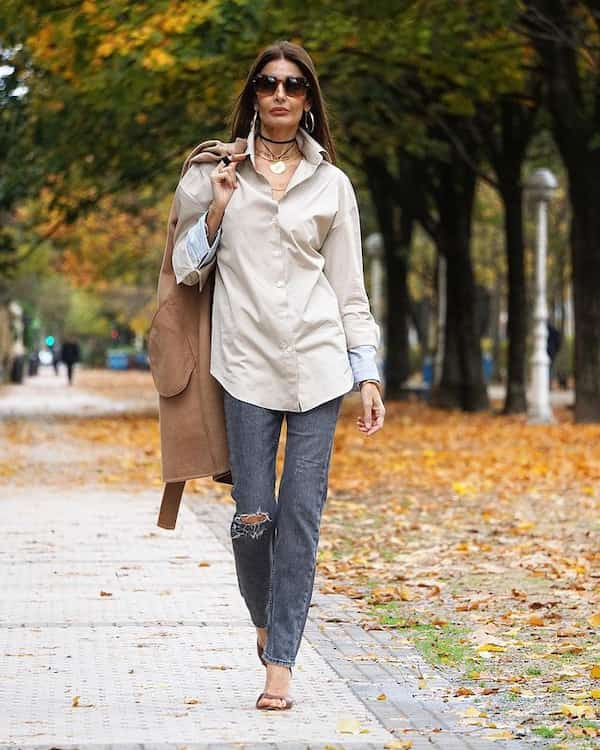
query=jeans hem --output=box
[262,652,295,668]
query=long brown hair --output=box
[228,41,337,165]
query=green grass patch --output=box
[526,667,542,676]
[532,726,558,738]
[407,624,482,671]
[369,601,411,627]
[368,603,482,672]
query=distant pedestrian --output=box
[50,346,59,375]
[60,338,80,385]
[547,323,562,389]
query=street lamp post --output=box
[525,168,558,424]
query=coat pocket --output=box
[148,296,196,397]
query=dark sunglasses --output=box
[251,74,310,97]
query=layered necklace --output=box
[256,133,301,174]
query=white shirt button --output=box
[276,280,284,287]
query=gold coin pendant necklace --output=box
[258,136,298,174]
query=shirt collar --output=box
[243,116,329,168]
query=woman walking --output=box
[171,40,385,710]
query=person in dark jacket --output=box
[60,338,81,385]
[547,323,562,389]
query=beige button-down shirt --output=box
[171,120,381,411]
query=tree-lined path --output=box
[0,369,530,749]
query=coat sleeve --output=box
[320,172,381,349]
[171,164,221,291]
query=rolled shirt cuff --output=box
[185,210,222,269]
[348,344,380,392]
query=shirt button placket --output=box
[273,212,299,410]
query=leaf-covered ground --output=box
[1,369,598,747]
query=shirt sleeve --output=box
[186,211,222,268]
[320,173,381,349]
[171,165,221,290]
[347,344,381,391]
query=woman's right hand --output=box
[209,153,246,209]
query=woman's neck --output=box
[257,124,298,157]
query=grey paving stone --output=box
[0,483,524,750]
[0,488,393,748]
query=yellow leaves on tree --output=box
[57,193,169,290]
[26,21,76,80]
[26,1,221,81]
[142,48,177,71]
[90,1,219,70]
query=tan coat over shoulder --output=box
[148,135,247,531]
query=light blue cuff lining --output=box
[348,344,380,391]
[186,210,222,268]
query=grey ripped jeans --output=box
[222,388,343,668]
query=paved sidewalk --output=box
[0,482,525,749]
[0,365,156,418]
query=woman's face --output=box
[254,58,311,132]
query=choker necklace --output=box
[258,133,297,144]
[257,138,299,174]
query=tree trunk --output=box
[569,170,600,421]
[364,157,411,396]
[481,95,538,414]
[431,145,489,411]
[524,0,600,420]
[491,267,502,382]
[501,180,528,412]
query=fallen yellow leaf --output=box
[336,717,363,734]
[461,706,487,717]
[528,615,545,626]
[559,703,595,718]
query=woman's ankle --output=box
[256,625,267,645]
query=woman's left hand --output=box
[356,382,385,436]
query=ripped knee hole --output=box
[231,510,272,540]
